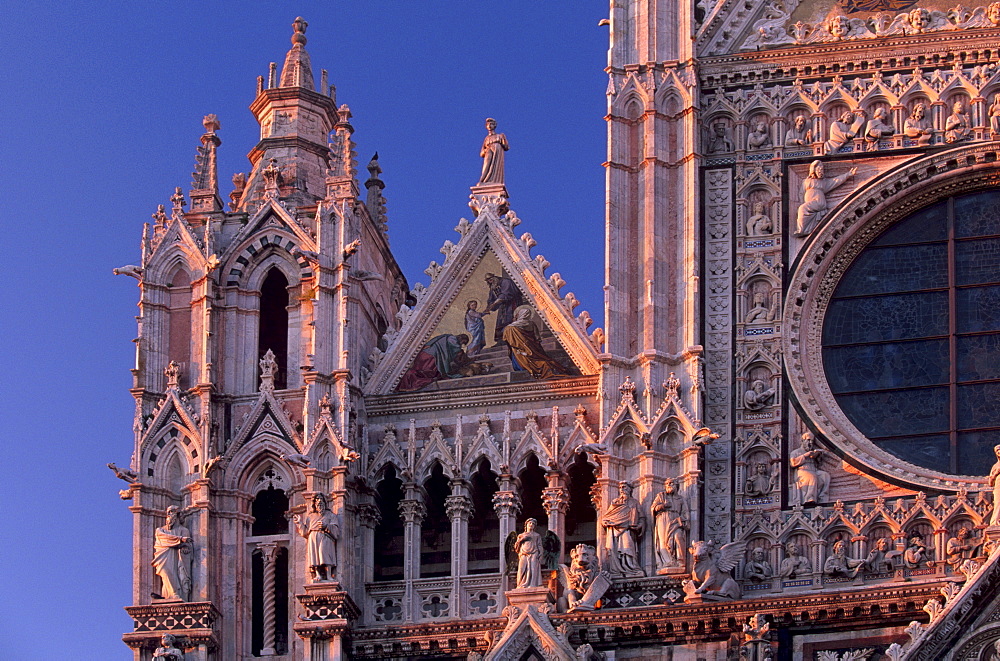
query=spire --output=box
[190,114,222,212]
[365,153,388,233]
[278,16,315,90]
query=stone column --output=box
[493,488,521,605]
[399,496,426,622]
[542,480,568,563]
[357,503,381,585]
[446,491,473,617]
[257,541,279,656]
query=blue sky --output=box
[1,3,608,657]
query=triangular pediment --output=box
[225,388,301,462]
[364,200,600,395]
[141,389,203,455]
[483,604,577,661]
[221,199,317,263]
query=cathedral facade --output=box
[116,5,1000,660]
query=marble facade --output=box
[113,6,1000,661]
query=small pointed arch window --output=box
[420,462,452,578]
[258,268,289,389]
[373,465,405,581]
[167,267,192,384]
[516,453,548,529]
[468,458,500,574]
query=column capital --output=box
[542,486,569,515]
[445,494,474,520]
[256,540,280,563]
[357,503,382,529]
[399,499,426,524]
[492,490,521,518]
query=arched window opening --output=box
[468,459,500,574]
[374,466,405,581]
[565,453,598,548]
[421,463,452,578]
[251,486,289,536]
[517,453,548,529]
[258,268,289,389]
[251,546,288,656]
[167,268,192,385]
[162,449,187,495]
[614,423,640,458]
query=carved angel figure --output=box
[505,522,560,588]
[684,539,748,600]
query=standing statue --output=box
[794,160,857,237]
[745,547,774,583]
[478,118,509,185]
[744,463,776,497]
[153,633,184,661]
[294,493,340,582]
[602,482,645,576]
[784,115,812,146]
[514,518,543,588]
[152,506,193,601]
[778,541,812,579]
[652,478,689,572]
[988,444,1000,525]
[904,103,933,146]
[945,100,972,143]
[824,539,865,578]
[824,110,865,154]
[789,432,831,506]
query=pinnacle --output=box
[279,16,314,90]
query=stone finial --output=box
[291,16,308,46]
[165,361,181,388]
[261,159,281,198]
[319,392,332,416]
[170,187,187,214]
[202,114,220,133]
[619,375,636,401]
[259,349,277,391]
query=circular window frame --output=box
[783,143,1000,490]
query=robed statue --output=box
[505,519,560,588]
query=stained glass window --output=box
[822,190,1000,475]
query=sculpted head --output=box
[751,547,766,562]
[989,2,1000,24]
[619,481,634,498]
[994,444,1000,459]
[794,115,806,130]
[664,477,677,493]
[808,160,824,179]
[839,110,854,123]
[485,117,497,132]
[570,543,598,570]
[311,493,329,512]
[833,539,847,555]
[166,506,181,526]
[801,431,815,450]
[875,538,889,551]
[828,15,850,38]
[874,108,887,120]
[785,541,800,556]
[160,633,177,647]
[524,517,537,533]
[958,527,970,539]
[908,8,931,30]
[752,201,765,214]
[953,100,965,114]
[911,102,926,120]
[756,463,769,476]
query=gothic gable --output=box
[363,200,601,395]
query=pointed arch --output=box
[373,464,405,581]
[420,461,452,578]
[468,457,501,574]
